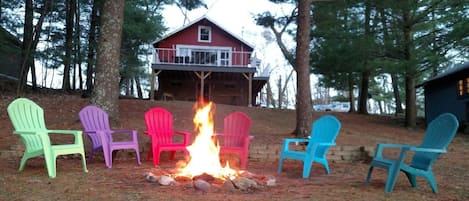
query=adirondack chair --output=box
[7,98,88,178]
[277,115,341,178]
[144,107,190,166]
[216,111,253,169]
[365,113,459,193]
[78,105,141,168]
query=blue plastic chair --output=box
[365,113,459,193]
[277,115,341,178]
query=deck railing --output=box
[152,48,254,67]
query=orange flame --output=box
[176,101,238,180]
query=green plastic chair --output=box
[365,113,459,193]
[7,98,88,178]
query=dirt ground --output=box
[1,92,468,201]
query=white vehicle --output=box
[313,102,350,112]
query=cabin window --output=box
[459,80,464,96]
[458,78,469,97]
[198,26,211,42]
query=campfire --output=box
[175,101,238,180]
[145,101,275,191]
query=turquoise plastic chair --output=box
[277,115,341,178]
[7,98,88,178]
[365,113,459,193]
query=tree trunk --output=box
[402,8,417,128]
[405,74,417,127]
[348,73,356,112]
[17,0,33,95]
[391,73,403,115]
[277,76,282,109]
[266,81,274,108]
[91,0,125,125]
[63,0,75,92]
[293,0,313,137]
[358,70,370,114]
[83,0,101,97]
[135,77,143,99]
[75,0,83,91]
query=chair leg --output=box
[45,153,57,178]
[302,160,314,178]
[385,166,400,193]
[425,173,438,193]
[81,152,88,173]
[277,157,284,173]
[404,171,417,188]
[240,152,248,169]
[18,155,29,172]
[135,148,141,165]
[323,160,330,175]
[365,166,374,185]
[152,148,159,166]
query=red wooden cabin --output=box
[150,16,268,106]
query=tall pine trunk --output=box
[91,0,125,125]
[293,0,313,137]
[83,0,101,97]
[63,0,76,92]
[17,0,33,95]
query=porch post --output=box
[243,72,253,107]
[194,71,211,102]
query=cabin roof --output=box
[418,62,469,88]
[152,15,254,49]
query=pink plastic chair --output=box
[144,107,190,167]
[79,105,141,168]
[216,112,253,169]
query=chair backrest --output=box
[144,107,174,144]
[7,98,47,131]
[223,112,251,147]
[410,113,459,170]
[7,98,49,152]
[78,105,111,132]
[306,115,341,153]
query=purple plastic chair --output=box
[79,105,141,168]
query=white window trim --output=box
[198,26,212,42]
[176,45,232,66]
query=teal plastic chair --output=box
[365,113,459,193]
[277,115,341,178]
[7,98,88,178]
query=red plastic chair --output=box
[216,112,253,169]
[144,107,190,167]
[79,105,141,168]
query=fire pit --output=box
[145,101,275,191]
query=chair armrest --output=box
[408,146,447,154]
[110,130,138,142]
[174,130,191,144]
[111,130,135,134]
[374,143,412,158]
[47,129,83,145]
[281,138,309,151]
[48,129,82,135]
[317,142,336,147]
[13,130,41,135]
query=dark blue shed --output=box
[422,62,469,128]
